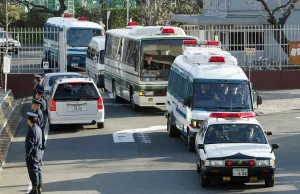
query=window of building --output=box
[227,31,264,51]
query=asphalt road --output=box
[0,93,300,194]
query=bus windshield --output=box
[140,39,196,82]
[68,29,103,47]
[193,82,252,111]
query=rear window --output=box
[54,82,99,100]
[49,75,82,86]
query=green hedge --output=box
[75,8,143,30]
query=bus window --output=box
[140,39,196,82]
[68,29,103,47]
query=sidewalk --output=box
[255,89,300,115]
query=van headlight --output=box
[204,160,225,167]
[256,160,275,167]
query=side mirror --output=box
[270,143,279,153]
[257,95,262,105]
[99,88,104,93]
[183,97,191,106]
[93,56,97,63]
[197,144,204,149]
[265,131,272,135]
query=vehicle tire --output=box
[130,91,140,112]
[167,115,180,137]
[265,179,275,187]
[187,130,195,152]
[196,159,201,173]
[97,122,104,129]
[201,174,210,187]
[112,82,121,103]
[49,123,56,131]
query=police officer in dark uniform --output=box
[33,74,43,99]
[31,99,45,146]
[34,91,47,150]
[25,112,43,194]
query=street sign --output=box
[43,61,49,69]
[244,48,256,56]
[107,11,111,20]
[3,55,11,73]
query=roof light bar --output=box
[161,27,175,34]
[78,17,87,21]
[183,40,198,45]
[64,13,73,18]
[209,112,255,118]
[209,56,225,63]
[127,22,139,26]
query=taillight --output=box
[249,161,255,167]
[50,99,56,111]
[162,90,166,95]
[226,161,232,166]
[98,97,103,110]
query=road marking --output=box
[137,133,151,143]
[27,119,49,193]
[295,117,300,119]
[113,125,166,143]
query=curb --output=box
[0,97,25,171]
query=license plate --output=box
[67,104,87,112]
[72,57,81,60]
[71,63,78,67]
[232,168,248,176]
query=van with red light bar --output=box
[44,14,105,68]
[165,40,263,152]
[195,112,279,188]
[104,24,198,111]
[47,77,105,130]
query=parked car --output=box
[0,28,21,54]
[47,77,104,130]
[41,72,83,102]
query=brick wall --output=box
[7,74,36,99]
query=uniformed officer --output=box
[34,91,47,150]
[31,99,45,145]
[25,112,43,194]
[33,74,43,99]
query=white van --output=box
[86,36,105,88]
[165,40,262,152]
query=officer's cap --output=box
[36,88,44,95]
[27,112,38,119]
[32,98,42,105]
[34,74,42,78]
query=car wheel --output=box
[112,82,121,103]
[97,122,104,129]
[201,174,210,187]
[167,115,180,137]
[187,131,195,152]
[265,179,275,187]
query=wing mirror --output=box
[93,56,97,63]
[270,144,279,153]
[264,131,272,135]
[183,96,191,107]
[99,88,104,93]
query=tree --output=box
[175,0,203,14]
[246,0,299,54]
[114,0,137,8]
[13,0,67,17]
[0,2,20,25]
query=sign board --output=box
[107,11,111,20]
[288,42,300,65]
[43,61,49,69]
[244,48,256,56]
[3,55,11,73]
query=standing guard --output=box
[33,74,43,99]
[25,112,43,194]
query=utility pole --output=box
[127,0,129,24]
[5,0,9,55]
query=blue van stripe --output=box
[176,107,186,119]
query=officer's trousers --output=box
[26,157,42,186]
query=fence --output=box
[0,27,61,74]
[180,24,300,71]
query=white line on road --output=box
[27,120,49,193]
[113,125,166,143]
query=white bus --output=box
[104,23,198,111]
[44,14,105,68]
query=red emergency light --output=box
[64,13,73,18]
[206,41,221,45]
[127,22,139,26]
[183,40,198,45]
[209,56,225,63]
[161,27,175,34]
[78,17,87,21]
[209,112,255,118]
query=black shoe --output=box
[38,184,42,194]
[28,185,38,194]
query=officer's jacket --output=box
[25,123,43,159]
[38,98,47,113]
[34,109,44,130]
[33,83,43,98]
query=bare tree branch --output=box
[256,0,277,24]
[279,0,299,25]
[271,0,292,15]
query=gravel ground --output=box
[255,89,300,115]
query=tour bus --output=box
[44,14,105,68]
[165,40,263,152]
[104,22,198,111]
[86,36,106,88]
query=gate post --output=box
[59,27,67,73]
